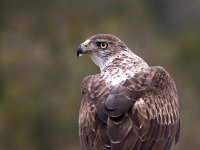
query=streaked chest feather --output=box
[102,68,132,86]
[101,57,149,86]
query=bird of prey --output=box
[77,34,180,150]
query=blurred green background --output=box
[0,0,200,150]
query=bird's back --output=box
[79,66,180,150]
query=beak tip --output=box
[77,45,83,57]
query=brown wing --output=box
[79,66,180,150]
[79,74,112,150]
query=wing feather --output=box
[79,66,180,150]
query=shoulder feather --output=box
[96,66,180,149]
[79,66,180,150]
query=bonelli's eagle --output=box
[77,34,180,150]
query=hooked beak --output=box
[77,45,84,57]
[77,39,91,57]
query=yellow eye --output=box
[100,42,108,49]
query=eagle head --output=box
[77,34,129,71]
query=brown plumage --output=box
[77,34,180,150]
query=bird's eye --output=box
[99,42,108,49]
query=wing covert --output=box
[96,66,180,149]
[79,66,180,150]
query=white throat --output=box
[90,54,116,72]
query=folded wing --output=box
[80,66,180,150]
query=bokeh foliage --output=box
[0,0,200,150]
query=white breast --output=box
[101,51,149,86]
[105,72,128,86]
[102,67,144,86]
